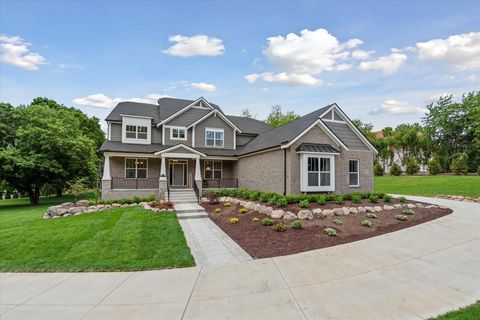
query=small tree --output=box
[427,156,442,175]
[389,163,402,176]
[405,157,420,175]
[374,162,384,176]
[450,153,468,175]
[66,178,90,201]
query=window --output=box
[170,127,186,140]
[349,160,359,186]
[125,125,148,139]
[125,158,147,178]
[301,154,335,192]
[205,128,224,147]
[204,161,222,179]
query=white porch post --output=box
[101,155,111,200]
[159,155,167,181]
[195,157,202,181]
[102,155,111,180]
[158,155,167,200]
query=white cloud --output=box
[245,72,322,86]
[351,49,374,60]
[370,99,427,115]
[428,93,452,101]
[416,32,480,70]
[359,53,407,74]
[162,34,225,57]
[72,93,170,108]
[0,34,47,70]
[335,63,352,71]
[190,82,217,92]
[468,74,477,83]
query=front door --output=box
[169,160,188,187]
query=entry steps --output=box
[169,189,207,219]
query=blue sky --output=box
[1,0,479,130]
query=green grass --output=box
[0,196,194,272]
[430,301,480,319]
[375,175,480,197]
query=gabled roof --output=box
[295,143,340,154]
[105,102,160,123]
[226,115,271,135]
[157,97,223,125]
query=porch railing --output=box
[202,178,238,189]
[193,180,200,203]
[111,178,159,189]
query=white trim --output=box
[205,156,238,161]
[166,125,187,141]
[121,116,151,145]
[107,122,111,141]
[155,144,206,157]
[102,155,111,180]
[104,152,158,158]
[281,120,348,151]
[192,126,196,147]
[162,152,200,159]
[300,153,335,192]
[119,114,153,119]
[205,127,225,148]
[204,160,223,179]
[322,119,346,124]
[156,97,214,127]
[238,147,281,159]
[348,159,360,187]
[187,109,241,132]
[162,125,165,145]
[233,128,236,150]
[124,158,149,179]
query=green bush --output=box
[215,208,222,213]
[285,194,301,204]
[383,194,392,202]
[360,192,371,199]
[291,220,303,229]
[316,195,326,205]
[427,157,442,175]
[333,219,342,225]
[369,195,378,203]
[239,208,249,214]
[326,194,336,201]
[273,222,287,232]
[403,209,415,215]
[230,217,239,224]
[405,157,420,175]
[299,199,309,208]
[259,192,271,202]
[352,195,362,203]
[268,195,277,205]
[335,196,344,204]
[399,196,406,203]
[451,153,468,175]
[374,162,384,176]
[275,196,288,207]
[361,219,372,227]
[389,163,402,176]
[262,218,274,226]
[324,227,337,236]
[366,213,378,219]
[223,202,231,207]
[395,214,408,221]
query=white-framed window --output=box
[204,161,222,179]
[125,125,148,139]
[205,128,224,147]
[349,159,359,187]
[122,116,151,144]
[125,158,148,179]
[300,154,335,192]
[169,126,187,141]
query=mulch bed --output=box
[201,198,452,258]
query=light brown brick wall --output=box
[110,157,160,179]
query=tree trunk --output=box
[28,186,40,205]
[56,186,63,197]
[34,186,40,205]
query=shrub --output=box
[360,192,371,199]
[389,163,402,176]
[361,219,372,227]
[259,192,271,202]
[268,195,278,205]
[252,217,260,222]
[239,208,248,214]
[333,219,343,225]
[316,195,326,205]
[248,191,260,201]
[450,153,468,175]
[427,157,442,175]
[299,199,309,208]
[383,194,392,202]
[395,214,408,221]
[324,227,337,236]
[326,194,336,201]
[369,195,379,203]
[262,218,274,226]
[403,209,415,215]
[286,194,301,204]
[208,192,220,204]
[374,162,384,176]
[352,195,362,203]
[405,157,420,175]
[273,222,287,232]
[399,196,406,203]
[215,208,222,213]
[230,217,239,224]
[223,202,231,207]
[335,196,344,204]
[366,213,378,219]
[291,220,303,229]
[275,196,288,207]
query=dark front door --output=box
[169,160,187,187]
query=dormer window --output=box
[169,126,187,141]
[121,115,152,145]
[126,125,148,139]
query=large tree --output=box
[0,101,101,204]
[265,105,300,128]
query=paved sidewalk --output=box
[1,196,479,320]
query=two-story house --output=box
[100,97,377,200]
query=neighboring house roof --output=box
[226,115,271,135]
[105,102,161,123]
[295,143,340,154]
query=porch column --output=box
[194,157,203,199]
[101,155,111,200]
[102,155,111,180]
[159,155,167,180]
[158,155,167,200]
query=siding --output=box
[110,123,122,141]
[324,121,370,151]
[151,127,162,144]
[167,108,211,127]
[194,115,234,149]
[164,127,193,146]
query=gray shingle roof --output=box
[99,141,168,153]
[226,115,271,134]
[158,97,223,122]
[105,102,160,123]
[295,143,339,153]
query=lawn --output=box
[0,196,195,272]
[375,175,480,197]
[430,301,480,320]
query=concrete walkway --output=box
[1,196,479,320]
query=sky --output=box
[1,0,479,130]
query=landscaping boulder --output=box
[333,207,349,216]
[425,204,438,209]
[349,207,358,214]
[253,203,262,212]
[111,203,121,208]
[231,199,240,204]
[262,206,273,216]
[415,203,425,208]
[407,204,416,209]
[393,204,402,209]
[383,205,394,211]
[322,209,334,217]
[297,210,313,220]
[357,206,366,213]
[68,207,86,214]
[283,211,297,220]
[76,200,89,207]
[56,208,68,216]
[239,201,247,207]
[374,206,382,212]
[271,210,285,219]
[312,208,324,219]
[364,206,375,213]
[60,202,74,208]
[245,202,256,210]
[439,205,449,209]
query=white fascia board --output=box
[103,151,158,158]
[156,97,214,127]
[120,114,153,119]
[187,109,241,132]
[154,143,206,157]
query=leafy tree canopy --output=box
[265,105,300,128]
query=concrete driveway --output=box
[1,196,479,320]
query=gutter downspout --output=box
[283,148,287,195]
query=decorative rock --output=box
[283,211,297,220]
[297,210,313,220]
[253,203,262,212]
[67,207,86,214]
[245,202,256,210]
[333,208,349,216]
[374,206,382,212]
[200,197,208,203]
[121,204,129,208]
[393,204,402,209]
[52,216,60,219]
[76,200,89,207]
[64,213,72,217]
[425,204,438,209]
[383,205,394,211]
[60,202,74,207]
[312,208,324,219]
[407,204,416,209]
[231,199,240,204]
[323,209,335,217]
[349,207,358,214]
[439,205,448,209]
[357,206,366,213]
[112,203,121,208]
[74,212,83,216]
[43,214,51,219]
[56,208,68,216]
[264,206,273,216]
[271,210,285,219]
[416,203,425,208]
[364,206,375,213]
[239,201,247,207]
